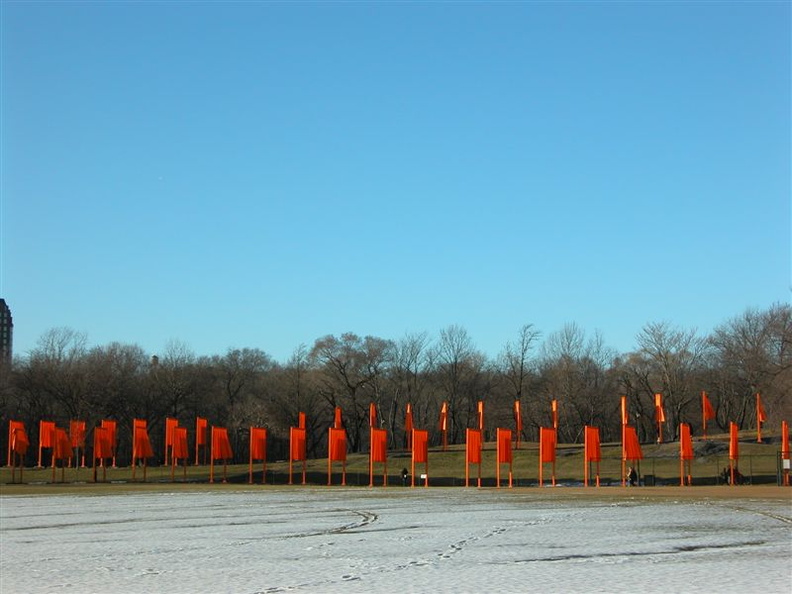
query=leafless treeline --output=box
[1,303,789,465]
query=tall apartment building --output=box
[0,299,12,362]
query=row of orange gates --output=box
[6,393,791,487]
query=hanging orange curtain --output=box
[538,426,556,487]
[11,424,30,455]
[195,417,208,465]
[465,428,482,487]
[164,417,179,464]
[585,426,601,462]
[7,420,26,465]
[290,427,306,461]
[53,428,72,461]
[412,429,429,487]
[334,406,343,430]
[369,427,388,486]
[412,429,428,464]
[654,393,666,443]
[250,427,267,461]
[38,420,55,466]
[584,425,601,487]
[513,400,522,448]
[702,391,715,438]
[370,428,387,463]
[101,419,117,465]
[551,399,558,430]
[196,417,208,446]
[497,428,512,464]
[623,426,643,460]
[729,421,739,485]
[289,426,307,485]
[328,427,347,486]
[92,426,112,482]
[756,393,767,442]
[93,427,112,460]
[466,428,482,464]
[439,401,448,450]
[405,403,414,451]
[729,422,739,461]
[211,427,233,460]
[477,401,484,431]
[329,428,346,462]
[679,422,693,486]
[298,412,306,430]
[540,427,556,463]
[69,421,86,449]
[249,426,267,485]
[680,423,693,460]
[133,419,154,459]
[369,402,378,428]
[39,421,55,448]
[496,428,513,488]
[172,427,189,460]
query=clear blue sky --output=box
[1,1,789,363]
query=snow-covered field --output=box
[1,488,790,593]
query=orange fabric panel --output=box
[211,427,233,460]
[298,412,306,430]
[370,428,387,463]
[477,401,484,431]
[101,420,117,450]
[9,420,27,455]
[369,403,377,428]
[466,429,482,464]
[551,399,558,428]
[165,418,179,447]
[196,417,208,446]
[514,400,522,434]
[782,421,789,460]
[729,422,739,460]
[412,429,428,464]
[172,427,189,460]
[702,392,715,421]
[540,427,556,463]
[11,424,30,455]
[290,427,306,461]
[93,427,112,459]
[134,418,147,429]
[584,425,601,462]
[69,421,86,448]
[334,407,343,430]
[439,402,448,432]
[405,404,413,435]
[680,423,694,460]
[39,421,55,448]
[623,426,643,460]
[497,428,512,464]
[53,428,72,460]
[328,428,346,462]
[756,394,767,424]
[134,424,154,459]
[250,427,267,461]
[654,394,666,423]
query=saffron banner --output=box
[412,429,428,464]
[329,427,346,462]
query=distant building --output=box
[0,299,12,362]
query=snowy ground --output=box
[1,488,790,593]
